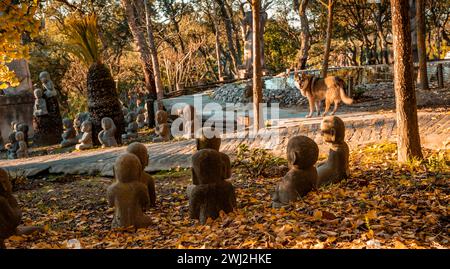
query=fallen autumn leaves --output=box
[5,142,449,249]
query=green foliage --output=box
[264,19,299,73]
[233,143,287,179]
[424,151,449,173]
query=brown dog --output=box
[294,73,353,118]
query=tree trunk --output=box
[297,0,310,69]
[436,28,444,88]
[120,0,156,99]
[216,0,239,76]
[321,0,334,78]
[390,0,423,162]
[409,0,419,62]
[214,24,224,80]
[252,0,263,132]
[144,0,164,109]
[416,0,429,90]
[373,2,389,64]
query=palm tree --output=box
[64,14,124,145]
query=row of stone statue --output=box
[4,121,30,159]
[0,115,349,246]
[70,104,195,150]
[107,115,349,228]
[62,109,173,151]
[3,103,195,159]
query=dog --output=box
[294,73,353,118]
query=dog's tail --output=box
[339,87,353,104]
[337,78,353,105]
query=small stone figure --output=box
[122,112,138,139]
[122,107,129,117]
[98,117,118,148]
[188,149,236,224]
[317,116,350,186]
[0,167,21,248]
[182,105,195,139]
[39,71,58,98]
[75,121,93,150]
[32,71,63,146]
[11,121,29,146]
[196,127,221,151]
[15,132,28,159]
[73,112,91,138]
[32,88,48,116]
[136,107,147,129]
[0,168,43,249]
[60,118,78,148]
[272,136,319,208]
[126,142,156,207]
[107,153,152,229]
[5,124,19,159]
[153,110,170,142]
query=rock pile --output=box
[211,77,307,107]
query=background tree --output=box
[144,0,164,108]
[64,14,125,145]
[293,0,310,69]
[416,0,428,90]
[120,0,157,101]
[390,0,423,162]
[0,0,40,89]
[252,0,263,131]
[215,0,240,76]
[319,0,334,78]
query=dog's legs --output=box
[315,101,321,116]
[331,100,339,115]
[306,97,314,118]
[323,99,331,116]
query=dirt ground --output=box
[5,142,449,249]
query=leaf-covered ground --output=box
[5,142,449,249]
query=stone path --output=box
[1,111,448,178]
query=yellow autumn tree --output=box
[0,0,40,89]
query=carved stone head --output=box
[114,153,142,184]
[15,131,24,142]
[192,149,230,185]
[286,135,318,169]
[126,112,137,123]
[196,127,221,151]
[10,121,18,131]
[0,168,12,195]
[320,116,345,144]
[156,110,168,125]
[126,142,149,167]
[39,71,50,83]
[62,118,73,129]
[34,88,43,98]
[81,121,92,133]
[101,117,115,131]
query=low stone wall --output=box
[0,93,34,144]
